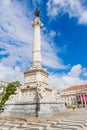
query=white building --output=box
[60,84,87,107]
[0,80,9,101]
[0,80,8,92]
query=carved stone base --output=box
[24,68,49,87]
[2,102,66,117]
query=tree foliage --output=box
[0,81,21,106]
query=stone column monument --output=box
[2,9,66,117]
[32,9,42,68]
[24,9,50,95]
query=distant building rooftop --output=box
[63,84,87,91]
[0,80,9,83]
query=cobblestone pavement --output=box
[0,108,87,130]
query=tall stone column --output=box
[32,10,43,69]
[24,9,49,87]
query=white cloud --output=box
[49,64,87,90]
[79,11,87,24]
[41,32,67,69]
[0,41,32,70]
[0,0,33,70]
[47,0,87,24]
[0,63,24,83]
[1,0,11,7]
[83,72,87,76]
[0,61,87,90]
[49,30,56,38]
[68,64,82,77]
[0,0,67,72]
[0,0,33,43]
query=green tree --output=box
[15,81,21,87]
[0,81,21,106]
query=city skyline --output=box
[0,0,87,89]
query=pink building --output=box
[60,84,87,107]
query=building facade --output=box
[60,85,87,107]
[0,80,9,101]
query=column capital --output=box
[32,17,43,28]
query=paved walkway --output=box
[0,108,87,130]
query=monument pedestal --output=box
[24,68,49,87]
[2,102,66,117]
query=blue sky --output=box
[0,0,87,89]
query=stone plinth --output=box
[24,68,49,87]
[2,102,66,117]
